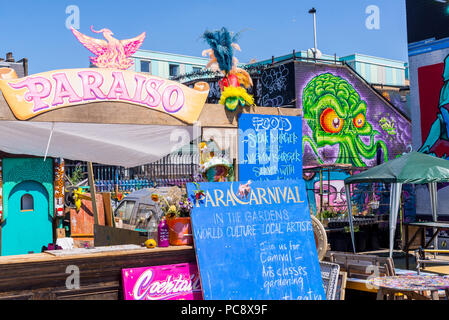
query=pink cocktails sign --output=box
[122,263,203,300]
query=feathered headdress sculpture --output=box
[202,27,254,111]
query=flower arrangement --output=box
[157,195,179,219]
[152,186,194,219]
[179,196,194,217]
[164,203,179,219]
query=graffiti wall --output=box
[184,63,296,108]
[407,0,449,217]
[304,170,350,215]
[298,63,412,167]
[379,89,410,119]
[409,49,449,216]
[416,56,449,157]
[256,63,296,108]
[304,168,416,220]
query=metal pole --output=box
[313,12,317,56]
[309,8,318,60]
[87,161,99,225]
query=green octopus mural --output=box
[302,73,388,167]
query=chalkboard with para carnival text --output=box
[238,113,302,182]
[187,179,325,300]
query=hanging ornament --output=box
[198,139,232,182]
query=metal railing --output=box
[65,153,201,192]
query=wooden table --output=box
[0,245,195,300]
[371,275,449,300]
[404,221,449,269]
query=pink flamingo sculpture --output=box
[71,26,145,70]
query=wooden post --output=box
[87,162,99,225]
[233,158,238,182]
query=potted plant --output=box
[320,207,339,227]
[160,187,194,246]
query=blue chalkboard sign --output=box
[187,179,325,300]
[238,114,302,182]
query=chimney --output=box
[5,52,14,62]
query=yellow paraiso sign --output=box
[0,68,209,124]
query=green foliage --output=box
[320,208,339,219]
[69,163,84,185]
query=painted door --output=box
[1,180,52,256]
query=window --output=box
[192,67,202,73]
[169,64,180,77]
[21,194,34,211]
[114,200,135,224]
[133,204,156,230]
[140,60,151,73]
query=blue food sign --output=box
[238,114,302,182]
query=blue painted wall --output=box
[1,158,53,256]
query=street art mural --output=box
[302,73,388,167]
[304,170,350,216]
[410,52,449,217]
[304,169,416,220]
[380,90,410,119]
[417,54,449,158]
[407,0,449,217]
[299,66,411,167]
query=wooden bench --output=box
[325,251,395,279]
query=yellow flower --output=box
[199,142,208,150]
[151,194,159,202]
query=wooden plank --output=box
[338,272,347,300]
[100,192,113,227]
[0,245,192,264]
[94,225,147,247]
[87,162,98,226]
[0,246,196,299]
[422,265,449,274]
[70,194,105,241]
[56,228,66,239]
[403,225,425,251]
[45,244,142,256]
[0,90,300,127]
[345,279,378,293]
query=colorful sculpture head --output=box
[302,73,388,167]
[202,27,254,111]
[198,139,231,182]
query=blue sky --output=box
[0,0,408,74]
